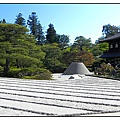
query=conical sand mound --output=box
[63,62,91,75]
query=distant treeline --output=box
[0,12,119,79]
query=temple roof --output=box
[100,52,120,58]
[99,33,120,42]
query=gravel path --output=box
[0,75,120,116]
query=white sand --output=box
[0,75,120,116]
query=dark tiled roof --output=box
[100,52,120,58]
[99,33,120,42]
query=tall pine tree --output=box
[102,24,120,38]
[15,13,26,26]
[27,12,44,44]
[36,21,45,45]
[0,23,45,76]
[56,34,70,49]
[0,19,6,23]
[46,23,57,43]
[27,12,38,37]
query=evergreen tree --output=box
[56,34,70,49]
[73,36,92,51]
[102,24,120,38]
[27,12,44,44]
[0,23,45,76]
[36,21,45,45]
[15,13,26,26]
[27,12,38,37]
[46,23,57,43]
[0,19,6,23]
[41,43,64,73]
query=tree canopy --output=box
[72,36,93,52]
[0,24,45,76]
[15,13,26,26]
[102,24,120,38]
[46,23,57,43]
[0,12,119,79]
[0,19,6,24]
[27,12,45,45]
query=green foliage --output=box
[114,70,120,78]
[19,68,36,77]
[102,24,120,38]
[7,68,21,78]
[46,23,57,43]
[0,23,45,76]
[27,12,38,37]
[91,42,109,57]
[21,68,52,80]
[32,68,52,80]
[62,50,95,67]
[0,66,3,72]
[4,67,52,80]
[61,37,95,67]
[41,43,64,73]
[94,62,120,79]
[56,34,70,49]
[0,19,6,24]
[15,13,26,26]
[36,21,45,45]
[27,12,45,43]
[95,62,115,76]
[2,15,120,80]
[23,74,52,80]
[73,36,93,51]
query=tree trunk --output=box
[4,58,10,76]
[16,59,19,68]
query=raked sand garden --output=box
[0,74,120,116]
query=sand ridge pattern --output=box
[0,76,120,116]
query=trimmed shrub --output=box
[0,66,4,76]
[33,68,52,80]
[1,67,52,80]
[18,68,35,77]
[35,72,52,80]
[0,66,3,72]
[95,62,115,76]
[114,70,120,78]
[7,68,21,78]
[21,68,52,80]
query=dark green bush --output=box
[0,66,4,76]
[21,68,52,80]
[0,66,3,72]
[35,71,52,80]
[32,68,52,80]
[114,70,120,78]
[1,67,52,80]
[95,62,115,76]
[18,68,35,77]
[7,68,21,78]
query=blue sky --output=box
[0,4,120,43]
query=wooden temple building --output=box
[99,33,120,67]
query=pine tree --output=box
[36,21,45,45]
[102,24,120,38]
[15,13,26,26]
[46,23,57,43]
[56,34,70,49]
[0,23,45,76]
[0,19,6,23]
[27,12,38,37]
[27,12,45,44]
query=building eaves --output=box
[99,33,120,42]
[99,52,120,58]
